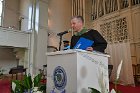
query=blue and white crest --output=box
[53,66,67,90]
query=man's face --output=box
[71,18,83,32]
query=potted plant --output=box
[12,74,46,93]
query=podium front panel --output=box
[77,52,109,92]
[47,52,78,93]
[47,50,109,93]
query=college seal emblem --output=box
[53,66,67,90]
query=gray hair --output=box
[71,16,84,23]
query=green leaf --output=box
[23,75,32,89]
[13,80,24,93]
[88,87,101,93]
[12,74,43,92]
[39,84,46,91]
[34,74,41,87]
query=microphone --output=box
[57,29,71,36]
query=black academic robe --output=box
[70,29,107,53]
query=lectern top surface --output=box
[46,49,110,57]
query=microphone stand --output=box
[58,34,63,51]
[57,30,70,51]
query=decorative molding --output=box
[100,17,129,43]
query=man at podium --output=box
[70,16,107,53]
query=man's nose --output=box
[71,24,74,27]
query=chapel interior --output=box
[0,0,140,92]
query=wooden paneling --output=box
[136,43,140,64]
[133,11,140,42]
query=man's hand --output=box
[86,47,93,52]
